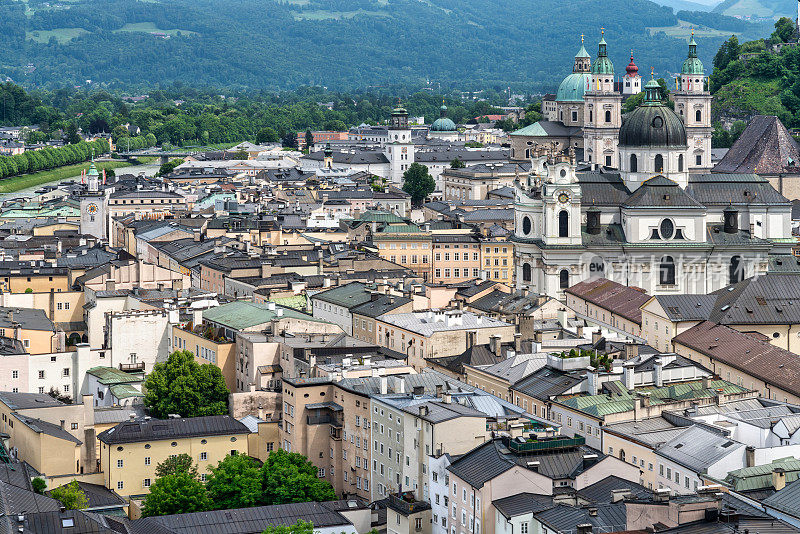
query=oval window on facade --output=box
[660,219,674,240]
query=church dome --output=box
[556,72,592,102]
[625,55,639,77]
[430,104,457,132]
[681,35,704,75]
[619,79,687,148]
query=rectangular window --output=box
[200,452,207,461]
[117,459,124,468]
[145,457,151,466]
[117,481,124,490]
[143,478,151,488]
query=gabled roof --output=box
[763,477,800,518]
[97,415,250,445]
[623,176,704,209]
[714,115,800,175]
[651,294,716,322]
[566,278,650,325]
[492,493,554,518]
[656,425,743,473]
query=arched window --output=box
[629,154,638,172]
[558,210,569,238]
[660,256,676,286]
[522,216,532,235]
[696,109,702,122]
[605,110,611,123]
[619,450,626,462]
[522,263,532,282]
[559,269,570,289]
[655,154,664,173]
[730,256,744,284]
[678,154,684,172]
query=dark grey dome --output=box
[619,104,687,148]
[619,78,687,148]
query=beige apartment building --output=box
[97,415,250,497]
[373,225,433,281]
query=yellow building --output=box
[373,224,432,281]
[170,325,236,392]
[480,238,514,284]
[0,264,70,293]
[97,415,250,497]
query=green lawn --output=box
[113,22,197,36]
[26,28,89,44]
[647,19,741,38]
[0,161,135,194]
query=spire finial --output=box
[600,27,605,35]
[630,49,634,58]
[581,33,584,43]
[691,27,694,36]
[650,67,655,79]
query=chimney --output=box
[746,446,755,468]
[514,333,522,352]
[413,386,424,396]
[380,376,388,395]
[582,454,598,469]
[587,508,598,517]
[623,363,635,391]
[587,367,599,395]
[773,468,787,491]
[435,384,443,397]
[489,335,502,357]
[466,330,477,349]
[611,489,632,503]
[419,405,429,417]
[592,331,602,345]
[624,343,639,360]
[702,375,710,390]
[526,460,540,472]
[653,358,663,387]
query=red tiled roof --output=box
[565,278,650,325]
[674,321,800,397]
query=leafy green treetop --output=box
[143,350,229,418]
[155,453,199,478]
[206,454,263,510]
[142,472,211,517]
[262,520,314,534]
[260,449,336,505]
[401,163,435,207]
[50,480,88,510]
[450,158,465,169]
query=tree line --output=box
[0,139,109,179]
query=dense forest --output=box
[709,17,800,129]
[0,0,743,92]
[0,83,542,146]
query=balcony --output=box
[503,435,585,454]
[387,493,431,516]
[119,362,145,372]
[306,414,343,428]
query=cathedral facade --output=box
[512,40,793,298]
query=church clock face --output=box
[557,192,571,204]
[86,203,98,215]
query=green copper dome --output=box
[619,80,687,148]
[575,43,590,59]
[431,104,457,132]
[681,35,704,75]
[556,72,593,102]
[591,36,614,75]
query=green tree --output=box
[262,520,314,534]
[143,350,229,418]
[65,122,81,145]
[304,129,313,150]
[260,449,336,505]
[256,127,279,144]
[32,478,46,494]
[155,453,199,478]
[206,454,263,510]
[156,158,184,177]
[450,158,465,169]
[142,472,211,517]
[401,163,435,206]
[772,17,796,43]
[713,35,740,71]
[50,480,88,510]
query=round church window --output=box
[652,116,664,128]
[659,219,674,240]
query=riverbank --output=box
[0,160,138,194]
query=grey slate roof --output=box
[0,392,64,410]
[127,501,353,534]
[97,415,250,445]
[713,115,800,176]
[350,295,412,318]
[13,414,82,444]
[492,493,554,518]
[535,503,627,533]
[653,294,717,321]
[763,477,800,519]
[576,475,651,503]
[623,176,704,209]
[656,425,743,473]
[512,366,584,401]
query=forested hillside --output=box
[0,0,748,92]
[709,17,800,127]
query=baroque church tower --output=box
[583,32,623,167]
[384,104,414,185]
[671,32,712,171]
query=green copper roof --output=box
[87,162,99,176]
[431,117,457,132]
[575,43,590,59]
[682,34,704,75]
[590,35,614,75]
[510,122,552,137]
[556,72,592,102]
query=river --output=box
[0,162,161,201]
